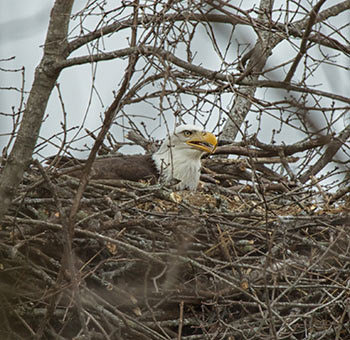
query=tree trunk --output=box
[221,0,275,142]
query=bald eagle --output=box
[52,125,217,191]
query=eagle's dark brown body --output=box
[51,154,159,183]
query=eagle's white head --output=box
[152,124,217,190]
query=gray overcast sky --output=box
[0,1,120,156]
[0,2,52,81]
[0,2,52,151]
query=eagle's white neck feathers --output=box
[152,125,217,191]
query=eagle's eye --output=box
[183,130,192,137]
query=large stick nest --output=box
[1,158,350,339]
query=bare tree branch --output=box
[284,0,328,83]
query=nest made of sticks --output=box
[1,160,350,340]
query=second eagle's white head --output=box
[152,125,217,191]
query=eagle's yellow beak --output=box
[186,131,217,154]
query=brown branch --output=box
[284,0,328,83]
[66,13,245,54]
[126,130,158,153]
[66,4,350,56]
[59,45,350,104]
[299,126,350,184]
[33,160,90,339]
[214,134,332,157]
[329,185,350,204]
[60,45,227,81]
[68,2,140,230]
[177,301,184,340]
[241,80,350,104]
[3,216,165,265]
